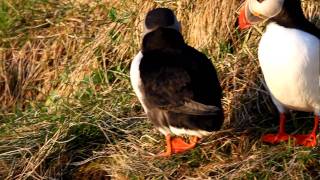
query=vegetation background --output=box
[0,0,319,179]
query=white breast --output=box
[258,22,320,113]
[130,51,148,112]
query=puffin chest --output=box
[258,23,320,111]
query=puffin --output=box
[130,8,224,156]
[238,0,320,147]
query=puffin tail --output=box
[167,100,220,115]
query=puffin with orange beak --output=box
[130,8,224,156]
[239,0,319,147]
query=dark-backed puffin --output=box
[238,0,319,146]
[130,8,224,156]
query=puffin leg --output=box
[158,134,172,157]
[292,115,318,147]
[171,136,198,153]
[262,113,290,144]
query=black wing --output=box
[139,49,219,115]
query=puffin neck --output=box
[142,27,185,53]
[267,0,319,38]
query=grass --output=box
[0,0,320,179]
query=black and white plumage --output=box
[239,0,319,147]
[130,8,223,155]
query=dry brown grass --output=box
[0,0,320,179]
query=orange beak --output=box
[238,6,251,29]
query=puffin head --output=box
[144,8,181,35]
[238,0,285,29]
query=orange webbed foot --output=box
[158,135,198,157]
[291,115,319,147]
[262,113,291,144]
[171,136,198,153]
[292,133,317,147]
[261,133,291,144]
[157,134,173,157]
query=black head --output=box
[144,8,180,34]
[145,8,176,29]
[269,0,305,27]
[238,0,319,38]
[270,0,320,38]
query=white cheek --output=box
[249,0,284,18]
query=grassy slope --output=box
[0,0,320,179]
